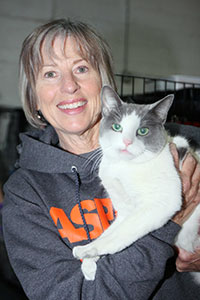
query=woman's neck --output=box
[57,124,100,155]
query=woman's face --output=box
[35,36,102,141]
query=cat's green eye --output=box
[112,123,123,132]
[137,127,149,136]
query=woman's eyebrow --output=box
[72,58,87,65]
[41,63,57,68]
[41,58,86,67]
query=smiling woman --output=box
[19,19,116,128]
[35,36,102,152]
[2,18,200,300]
[18,20,116,154]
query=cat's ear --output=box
[149,94,174,124]
[101,85,122,116]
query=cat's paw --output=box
[73,246,82,259]
[73,245,98,259]
[81,258,98,281]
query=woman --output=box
[2,19,200,299]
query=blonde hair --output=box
[19,19,116,128]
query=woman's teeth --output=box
[58,101,86,109]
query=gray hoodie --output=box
[2,124,200,299]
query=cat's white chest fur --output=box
[99,144,181,218]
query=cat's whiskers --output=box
[100,145,113,155]
[90,154,103,174]
[82,148,103,173]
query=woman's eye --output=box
[44,71,56,78]
[112,123,123,132]
[76,66,88,74]
[137,127,149,136]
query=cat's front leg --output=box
[73,230,120,259]
[73,216,124,259]
[73,243,99,259]
[81,257,99,281]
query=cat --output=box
[73,85,200,282]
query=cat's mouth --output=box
[120,149,130,154]
[119,148,134,159]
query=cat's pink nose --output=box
[123,139,132,146]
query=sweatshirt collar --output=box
[17,125,101,178]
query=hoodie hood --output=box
[17,125,99,179]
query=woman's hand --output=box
[176,248,200,272]
[170,143,200,226]
[170,143,200,272]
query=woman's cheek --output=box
[38,86,56,103]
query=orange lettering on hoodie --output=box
[50,198,114,243]
[50,207,88,243]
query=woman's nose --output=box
[60,73,79,94]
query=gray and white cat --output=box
[73,85,200,282]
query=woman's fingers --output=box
[176,248,200,272]
[169,143,179,169]
[172,191,200,226]
[187,162,200,202]
[170,145,200,226]
[181,153,199,196]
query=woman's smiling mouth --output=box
[57,99,88,114]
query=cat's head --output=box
[100,85,174,163]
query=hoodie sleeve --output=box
[2,178,180,300]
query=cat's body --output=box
[73,86,200,283]
[97,142,181,252]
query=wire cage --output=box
[115,74,200,126]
